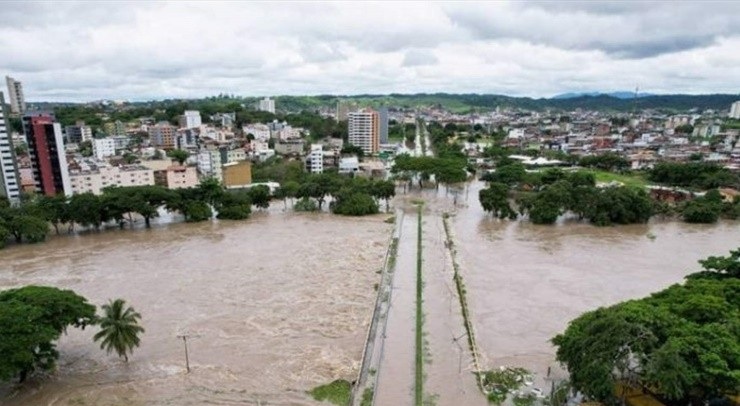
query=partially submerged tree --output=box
[94,299,145,362]
[0,286,96,382]
[552,248,740,406]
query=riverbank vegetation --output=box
[478,161,740,225]
[0,170,396,249]
[552,248,740,406]
[0,179,267,249]
[414,206,425,406]
[308,379,352,406]
[0,286,143,383]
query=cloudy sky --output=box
[2,1,740,102]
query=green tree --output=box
[479,182,517,219]
[275,180,300,208]
[579,153,629,172]
[341,144,364,158]
[553,249,740,405]
[294,196,318,212]
[247,185,271,209]
[68,192,106,230]
[217,191,252,220]
[93,299,144,362]
[182,200,213,222]
[331,192,378,216]
[0,286,97,382]
[481,163,526,186]
[682,197,721,224]
[36,194,69,234]
[167,149,189,165]
[0,224,9,248]
[371,180,396,212]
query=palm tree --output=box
[93,299,145,362]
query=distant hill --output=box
[552,91,655,100]
[30,93,740,115]
[273,93,738,113]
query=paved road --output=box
[373,210,420,405]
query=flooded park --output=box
[1,182,738,405]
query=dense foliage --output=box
[479,167,653,226]
[0,286,96,382]
[648,162,740,190]
[552,248,740,406]
[0,179,269,249]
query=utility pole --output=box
[177,334,191,373]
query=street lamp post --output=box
[177,334,191,373]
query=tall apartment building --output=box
[5,76,26,114]
[149,122,177,149]
[23,113,71,196]
[258,97,275,114]
[730,101,740,119]
[66,121,93,144]
[308,144,324,173]
[0,92,21,203]
[379,107,389,144]
[180,110,202,129]
[93,138,116,160]
[348,109,380,155]
[197,149,223,180]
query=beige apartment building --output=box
[154,165,199,189]
[348,109,380,155]
[222,161,252,188]
[148,122,177,149]
[69,165,155,195]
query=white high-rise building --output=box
[93,138,116,160]
[5,76,25,114]
[197,149,223,181]
[348,109,379,155]
[180,110,202,129]
[258,97,275,114]
[730,101,740,119]
[308,144,324,173]
[0,92,20,203]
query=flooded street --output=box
[451,181,740,389]
[0,211,390,405]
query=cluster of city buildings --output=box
[4,74,736,207]
[0,80,399,205]
[417,103,740,171]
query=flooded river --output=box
[0,211,390,405]
[451,181,740,389]
[1,182,737,406]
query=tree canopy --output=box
[0,286,97,382]
[552,248,740,406]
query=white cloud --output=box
[0,1,738,101]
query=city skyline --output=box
[1,1,739,102]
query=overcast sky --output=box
[2,1,740,102]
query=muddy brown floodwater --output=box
[452,181,740,391]
[0,210,390,406]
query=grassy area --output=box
[360,386,374,406]
[415,206,424,406]
[309,379,352,405]
[442,213,483,392]
[387,237,399,271]
[585,170,649,189]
